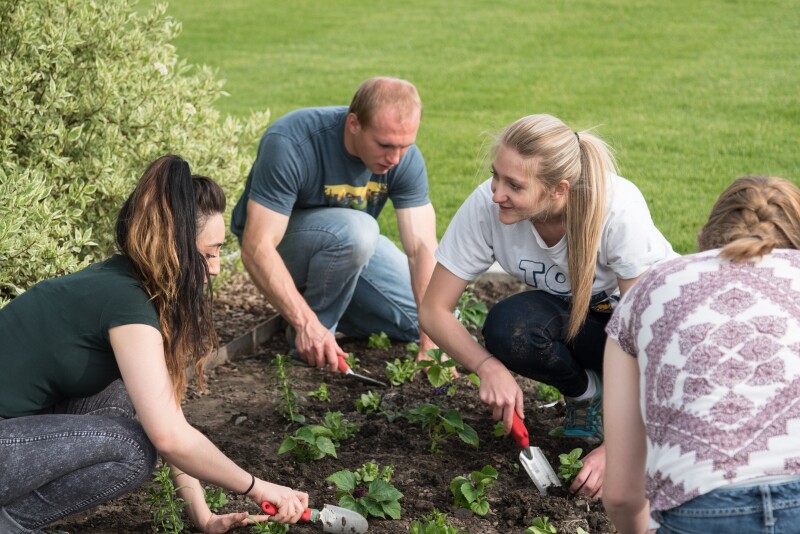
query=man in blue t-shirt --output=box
[231,77,438,371]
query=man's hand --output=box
[294,320,348,372]
[569,444,605,500]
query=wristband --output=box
[242,473,256,496]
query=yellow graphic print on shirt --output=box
[324,181,388,211]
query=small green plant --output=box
[249,521,289,533]
[272,353,305,423]
[526,516,558,534]
[404,403,479,453]
[308,382,330,402]
[455,288,488,330]
[354,461,395,485]
[410,508,462,534]
[320,411,359,442]
[492,421,505,438]
[345,352,361,369]
[558,448,584,483]
[326,463,404,519]
[450,465,498,517]
[278,425,338,462]
[405,342,420,357]
[385,357,421,386]
[147,464,188,534]
[535,382,562,403]
[356,391,382,414]
[417,348,459,388]
[368,331,392,350]
[204,486,228,513]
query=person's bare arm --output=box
[396,203,438,357]
[602,338,650,534]
[419,263,524,432]
[241,200,345,371]
[110,324,309,524]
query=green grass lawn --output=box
[156,0,799,254]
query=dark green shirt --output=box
[0,255,160,417]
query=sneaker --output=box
[553,370,604,444]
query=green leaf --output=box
[325,470,356,491]
[368,479,403,502]
[459,482,478,503]
[315,436,337,458]
[277,437,296,455]
[457,424,479,448]
[470,500,489,517]
[381,499,402,520]
[360,497,385,518]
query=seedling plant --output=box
[147,464,187,534]
[320,410,359,442]
[355,390,382,414]
[249,521,289,534]
[410,508,463,534]
[271,353,305,423]
[454,287,488,330]
[385,356,420,386]
[450,465,498,517]
[307,382,329,402]
[326,462,404,519]
[367,331,392,350]
[558,448,584,483]
[404,403,478,453]
[417,348,459,390]
[204,486,228,513]
[345,351,361,369]
[526,516,558,534]
[535,382,561,403]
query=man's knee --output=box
[331,212,380,267]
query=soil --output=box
[53,273,616,534]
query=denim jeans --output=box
[481,290,611,397]
[0,380,157,533]
[654,479,800,534]
[277,207,418,341]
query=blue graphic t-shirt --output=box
[231,106,429,239]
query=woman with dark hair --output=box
[0,155,307,533]
[603,176,800,533]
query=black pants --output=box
[482,290,612,397]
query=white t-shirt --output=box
[606,249,800,513]
[435,175,676,296]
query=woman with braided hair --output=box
[0,155,307,533]
[420,114,675,499]
[603,175,800,533]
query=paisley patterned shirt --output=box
[606,249,800,513]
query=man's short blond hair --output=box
[347,76,421,127]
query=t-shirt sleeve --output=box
[387,145,430,209]
[435,182,496,280]
[605,282,642,358]
[101,283,161,341]
[600,178,677,280]
[247,133,306,216]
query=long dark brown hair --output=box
[115,155,224,402]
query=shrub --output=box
[0,0,269,305]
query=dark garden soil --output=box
[53,272,616,534]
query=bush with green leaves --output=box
[449,465,498,517]
[326,463,403,520]
[0,0,269,306]
[410,509,463,534]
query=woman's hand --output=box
[252,480,309,523]
[203,512,269,533]
[476,357,524,434]
[569,444,605,499]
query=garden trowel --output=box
[261,501,369,533]
[510,412,562,495]
[337,354,388,388]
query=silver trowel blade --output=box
[519,447,562,495]
[318,504,369,533]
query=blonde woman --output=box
[604,176,800,533]
[420,114,674,498]
[0,155,307,533]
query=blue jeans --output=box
[0,380,157,533]
[654,480,800,534]
[482,290,611,397]
[277,207,418,341]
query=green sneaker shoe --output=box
[557,370,604,444]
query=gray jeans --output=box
[0,380,157,532]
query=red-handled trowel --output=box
[337,354,388,388]
[261,501,368,533]
[510,412,561,494]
